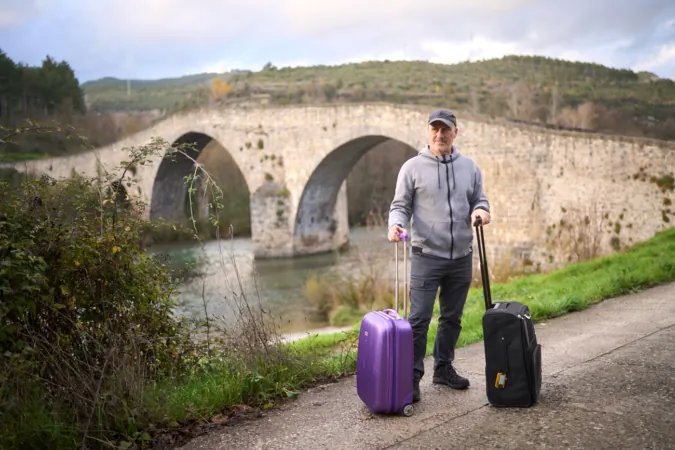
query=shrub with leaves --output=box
[0,138,203,448]
[0,128,352,450]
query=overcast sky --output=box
[1,0,674,82]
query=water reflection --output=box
[149,227,391,333]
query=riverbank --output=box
[148,226,393,335]
[156,224,536,337]
[280,325,355,343]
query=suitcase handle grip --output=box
[383,309,400,319]
[394,232,409,319]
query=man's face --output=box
[428,121,458,155]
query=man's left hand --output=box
[472,209,491,226]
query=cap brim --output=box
[428,118,454,127]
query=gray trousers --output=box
[408,250,473,380]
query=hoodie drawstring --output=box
[436,152,456,191]
[420,145,458,258]
[442,154,455,257]
[436,157,441,189]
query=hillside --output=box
[82,55,675,141]
[82,71,249,112]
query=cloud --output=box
[79,0,280,44]
[633,44,675,72]
[266,0,675,79]
[0,0,50,29]
[276,0,673,50]
[279,0,536,36]
[420,38,524,65]
[197,58,260,74]
[2,0,675,81]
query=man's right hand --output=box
[388,225,407,242]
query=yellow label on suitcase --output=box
[495,372,507,388]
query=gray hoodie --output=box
[388,145,490,260]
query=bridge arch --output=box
[149,131,253,235]
[292,134,419,255]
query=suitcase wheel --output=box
[402,404,414,417]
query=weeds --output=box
[303,245,395,326]
[545,198,607,264]
[302,242,536,324]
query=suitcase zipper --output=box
[518,313,537,404]
[518,314,531,344]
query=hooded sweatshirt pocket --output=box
[414,219,434,244]
[416,220,453,253]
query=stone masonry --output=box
[6,103,675,267]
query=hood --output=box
[418,144,461,162]
[418,144,461,189]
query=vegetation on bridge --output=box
[1,125,675,449]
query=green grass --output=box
[293,224,675,362]
[0,151,45,162]
[143,333,359,420]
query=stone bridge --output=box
[5,103,675,267]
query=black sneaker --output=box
[413,379,421,403]
[433,364,470,389]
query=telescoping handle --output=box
[474,217,493,310]
[395,231,409,319]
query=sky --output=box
[1,0,674,83]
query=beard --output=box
[433,140,452,155]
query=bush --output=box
[0,128,214,448]
[0,168,203,448]
[0,129,356,449]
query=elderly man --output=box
[388,109,491,403]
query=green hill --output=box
[82,71,250,112]
[82,55,675,140]
[83,73,220,89]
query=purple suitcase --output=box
[356,233,415,417]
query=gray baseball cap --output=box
[428,109,457,127]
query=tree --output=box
[508,81,535,121]
[0,50,20,120]
[0,49,85,124]
[210,78,232,104]
[549,82,560,124]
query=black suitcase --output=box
[474,217,542,407]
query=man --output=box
[388,109,491,403]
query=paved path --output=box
[182,282,675,450]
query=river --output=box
[149,226,397,334]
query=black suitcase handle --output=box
[474,216,493,310]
